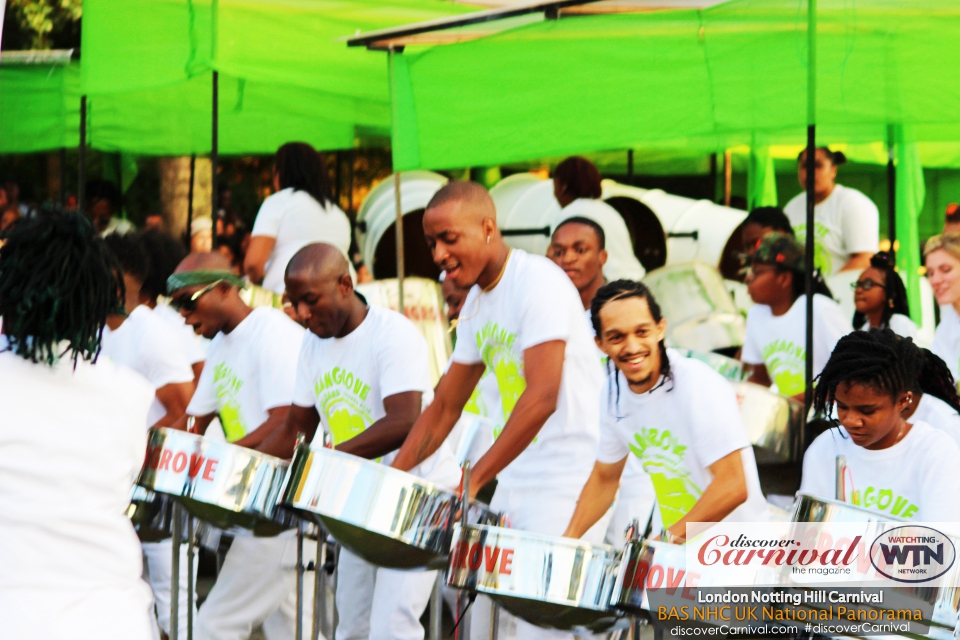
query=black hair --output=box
[140,229,187,302]
[744,207,794,236]
[813,329,922,416]
[275,142,331,207]
[214,233,244,267]
[103,232,150,284]
[797,146,847,166]
[591,280,671,417]
[554,156,602,200]
[554,216,606,250]
[852,252,910,330]
[916,349,960,415]
[0,210,123,365]
[85,178,123,210]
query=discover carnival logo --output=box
[870,526,956,583]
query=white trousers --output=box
[335,547,437,640]
[469,484,610,640]
[142,538,197,639]
[196,532,316,640]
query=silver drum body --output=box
[137,427,297,536]
[127,486,186,542]
[282,445,492,570]
[447,524,623,631]
[610,539,686,616]
[792,493,960,638]
[733,381,804,463]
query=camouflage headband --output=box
[166,269,244,295]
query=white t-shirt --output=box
[741,294,851,397]
[187,307,304,442]
[100,306,195,426]
[0,340,154,593]
[152,302,207,365]
[597,351,769,528]
[293,305,459,487]
[451,249,603,490]
[862,313,917,340]
[784,184,879,276]
[800,422,960,522]
[251,188,352,294]
[932,305,960,382]
[912,394,960,448]
[554,198,646,282]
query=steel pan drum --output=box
[733,381,804,463]
[610,539,686,616]
[127,486,185,541]
[282,445,493,570]
[137,427,297,536]
[447,524,623,631]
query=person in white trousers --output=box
[258,243,461,640]
[390,182,606,640]
[167,252,312,640]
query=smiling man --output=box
[257,242,459,640]
[390,181,604,640]
[563,280,768,543]
[547,217,607,311]
[166,252,309,640]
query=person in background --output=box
[143,213,164,231]
[924,232,960,382]
[552,156,645,281]
[741,233,850,402]
[0,205,21,234]
[903,349,960,447]
[783,147,879,276]
[943,203,960,234]
[441,271,469,325]
[86,179,134,236]
[547,216,607,311]
[215,234,245,276]
[215,184,245,240]
[245,142,351,294]
[741,206,794,260]
[800,330,960,521]
[851,251,916,339]
[2,177,29,217]
[190,217,213,253]
[0,212,155,639]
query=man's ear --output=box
[338,272,354,296]
[598,248,609,268]
[482,217,498,240]
[656,317,668,343]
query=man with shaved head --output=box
[391,181,605,640]
[258,242,458,640]
[167,251,309,640]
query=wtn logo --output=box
[871,526,956,583]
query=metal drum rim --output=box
[793,492,907,523]
[462,523,620,557]
[147,427,291,468]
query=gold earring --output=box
[486,236,491,244]
[889,299,895,308]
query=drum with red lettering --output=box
[447,524,625,631]
[137,427,298,536]
[127,485,184,541]
[610,539,688,616]
[282,444,496,570]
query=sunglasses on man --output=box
[170,279,226,312]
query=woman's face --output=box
[926,248,960,305]
[797,149,837,195]
[853,267,887,315]
[834,381,911,450]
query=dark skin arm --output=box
[152,381,195,428]
[257,391,424,460]
[564,458,627,539]
[743,363,772,387]
[664,450,748,542]
[233,406,291,449]
[394,340,566,500]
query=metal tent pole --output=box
[171,504,182,640]
[211,71,219,245]
[296,523,305,640]
[887,125,897,259]
[803,0,817,418]
[627,149,634,185]
[59,147,67,207]
[186,516,196,640]
[78,96,87,213]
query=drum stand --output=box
[296,522,306,640]
[170,503,196,640]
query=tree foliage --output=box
[8,0,82,49]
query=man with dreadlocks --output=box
[166,252,309,640]
[801,329,960,521]
[564,280,769,543]
[0,212,155,639]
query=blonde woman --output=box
[925,232,960,381]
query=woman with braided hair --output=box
[800,329,960,521]
[851,251,916,339]
[0,211,155,639]
[903,349,960,447]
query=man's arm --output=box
[563,458,627,539]
[666,449,748,542]
[152,381,196,428]
[743,363,772,387]
[233,405,292,449]
[243,236,276,285]
[170,412,216,434]
[337,391,422,460]
[839,252,871,272]
[257,404,321,458]
[467,340,565,498]
[392,362,485,472]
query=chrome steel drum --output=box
[137,427,297,536]
[127,485,185,542]
[733,381,804,463]
[674,347,745,381]
[610,539,686,616]
[282,445,495,570]
[792,493,960,638]
[447,524,623,631]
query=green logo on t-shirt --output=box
[761,339,806,396]
[313,366,374,445]
[213,362,247,442]
[793,222,832,275]
[477,322,527,421]
[629,427,703,528]
[850,486,919,520]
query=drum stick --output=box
[296,523,305,640]
[171,502,181,640]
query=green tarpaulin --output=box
[0,63,80,153]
